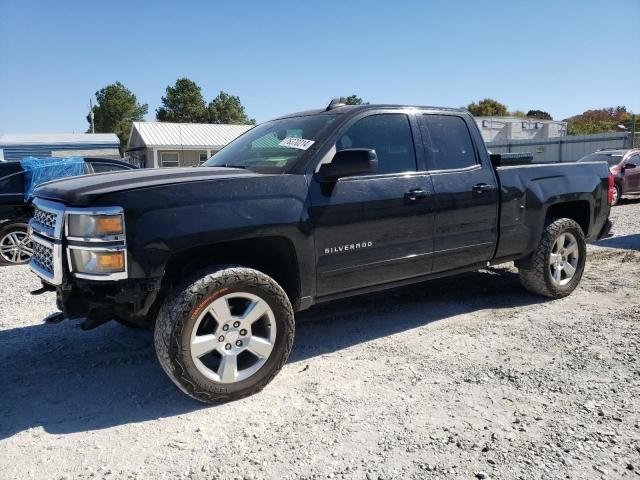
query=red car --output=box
[578,149,640,205]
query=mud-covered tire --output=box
[518,218,586,298]
[154,266,294,404]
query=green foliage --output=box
[339,95,366,105]
[566,107,633,135]
[156,78,208,123]
[526,109,553,120]
[466,98,509,117]
[511,110,527,118]
[207,91,255,124]
[87,82,148,151]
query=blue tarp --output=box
[20,157,85,201]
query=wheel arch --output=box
[545,200,591,236]
[161,235,302,309]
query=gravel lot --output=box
[1,198,639,480]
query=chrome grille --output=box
[32,241,54,274]
[33,206,58,232]
[29,199,66,285]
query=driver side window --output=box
[336,114,416,175]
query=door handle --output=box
[473,183,497,194]
[404,189,429,202]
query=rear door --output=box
[309,111,435,297]
[418,113,499,273]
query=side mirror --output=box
[317,148,378,182]
[624,162,637,170]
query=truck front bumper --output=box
[56,277,162,329]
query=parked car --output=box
[578,149,640,205]
[28,102,612,403]
[0,157,136,265]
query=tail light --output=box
[608,174,614,205]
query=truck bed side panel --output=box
[495,162,609,261]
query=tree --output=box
[156,78,208,123]
[87,82,148,151]
[527,109,553,120]
[566,106,633,135]
[207,91,255,124]
[466,98,509,117]
[511,110,527,118]
[339,95,366,105]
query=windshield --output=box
[577,153,624,167]
[203,115,337,173]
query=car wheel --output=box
[518,218,586,298]
[154,266,294,403]
[611,183,621,206]
[0,223,33,266]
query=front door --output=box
[418,113,499,273]
[309,112,435,297]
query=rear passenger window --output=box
[337,114,416,175]
[422,115,477,170]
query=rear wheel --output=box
[0,223,33,266]
[154,266,294,403]
[518,218,586,298]
[611,183,621,206]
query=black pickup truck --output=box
[27,102,613,403]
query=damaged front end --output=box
[28,198,161,330]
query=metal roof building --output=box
[0,133,120,162]
[127,122,254,168]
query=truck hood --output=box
[33,167,259,205]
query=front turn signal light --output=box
[94,216,123,236]
[96,251,125,271]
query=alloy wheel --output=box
[0,230,33,264]
[548,232,579,286]
[189,292,277,384]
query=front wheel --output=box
[154,266,294,403]
[518,218,586,298]
[0,223,33,266]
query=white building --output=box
[475,117,567,143]
[127,122,253,168]
[0,133,120,162]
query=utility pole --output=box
[631,114,637,148]
[89,98,95,134]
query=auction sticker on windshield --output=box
[278,137,315,150]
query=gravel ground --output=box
[0,198,639,480]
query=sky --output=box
[0,0,639,134]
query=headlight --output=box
[69,248,126,275]
[67,213,124,238]
[64,206,128,280]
